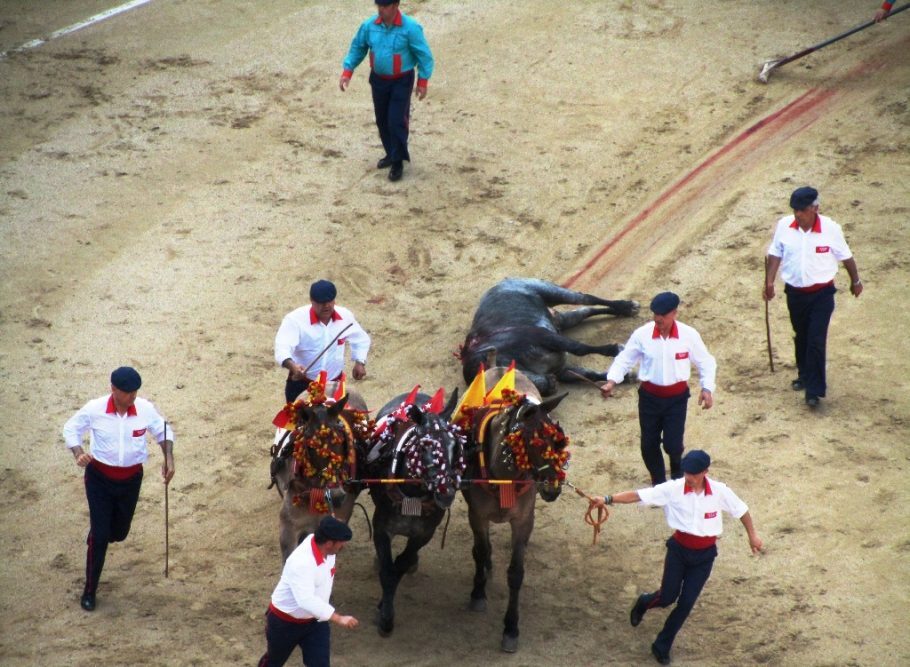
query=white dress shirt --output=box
[637,477,748,537]
[270,534,337,621]
[606,320,717,393]
[62,395,171,467]
[767,214,852,288]
[274,305,371,380]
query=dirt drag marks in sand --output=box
[564,42,904,294]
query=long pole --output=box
[164,421,169,578]
[758,4,909,82]
[302,323,353,377]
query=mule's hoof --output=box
[469,597,487,612]
[501,634,519,653]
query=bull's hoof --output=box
[378,622,394,638]
[501,634,519,653]
[469,597,487,612]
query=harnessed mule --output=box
[459,367,570,652]
[365,389,464,637]
[271,382,372,562]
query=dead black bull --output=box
[459,278,638,395]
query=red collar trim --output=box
[684,478,712,495]
[309,307,343,325]
[374,10,403,26]
[106,395,138,416]
[652,322,679,339]
[311,537,325,566]
[789,215,822,233]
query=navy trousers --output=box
[83,463,143,595]
[638,387,690,485]
[785,284,835,398]
[640,537,717,656]
[258,611,331,667]
[369,70,414,163]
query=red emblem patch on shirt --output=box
[815,246,830,253]
[704,511,717,519]
[132,428,147,437]
[337,338,346,346]
[675,352,689,360]
[331,567,337,577]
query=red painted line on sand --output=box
[563,87,835,289]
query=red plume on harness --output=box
[373,384,421,438]
[423,388,446,414]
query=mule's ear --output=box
[537,392,568,415]
[327,394,349,417]
[406,403,425,425]
[441,388,459,421]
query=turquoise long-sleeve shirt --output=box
[342,11,434,86]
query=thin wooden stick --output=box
[303,323,353,376]
[565,369,606,390]
[164,421,169,578]
[764,257,775,373]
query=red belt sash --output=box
[91,459,143,481]
[787,280,834,294]
[673,530,717,549]
[641,380,688,397]
[269,602,316,624]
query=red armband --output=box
[882,1,893,10]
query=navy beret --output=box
[649,291,680,316]
[111,366,142,392]
[316,516,353,542]
[309,279,337,303]
[375,0,398,5]
[789,186,819,210]
[681,450,711,474]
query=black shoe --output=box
[80,592,96,611]
[805,395,820,408]
[377,156,393,169]
[630,594,647,627]
[388,162,403,181]
[651,643,671,665]
[791,378,805,391]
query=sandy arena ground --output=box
[1,1,908,665]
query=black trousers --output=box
[83,463,143,595]
[638,387,690,485]
[785,284,835,398]
[369,70,414,163]
[640,537,717,656]
[258,610,331,667]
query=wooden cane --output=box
[764,257,775,373]
[164,421,169,578]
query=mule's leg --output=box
[467,504,493,613]
[526,279,639,315]
[501,499,536,653]
[372,512,400,637]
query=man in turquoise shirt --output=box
[339,0,434,182]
